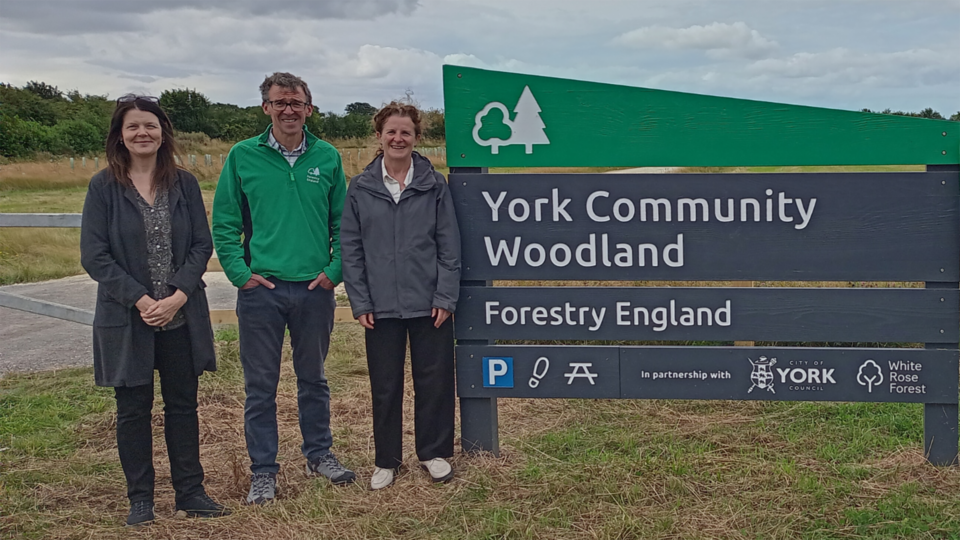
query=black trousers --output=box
[365,316,455,469]
[114,326,205,505]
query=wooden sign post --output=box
[444,65,960,466]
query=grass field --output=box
[1,324,958,539]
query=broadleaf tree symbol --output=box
[856,359,883,393]
[472,85,550,155]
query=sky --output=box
[1,0,957,116]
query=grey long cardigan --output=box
[80,169,216,387]
[341,153,461,319]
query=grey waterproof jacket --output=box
[341,153,460,319]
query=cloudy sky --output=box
[1,0,957,116]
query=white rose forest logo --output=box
[748,356,777,394]
[472,86,550,155]
[856,359,883,393]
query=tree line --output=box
[154,89,448,143]
[0,80,954,159]
[0,83,446,159]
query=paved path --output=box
[0,272,239,376]
[606,167,680,174]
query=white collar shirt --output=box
[381,158,414,204]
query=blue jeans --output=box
[237,277,336,474]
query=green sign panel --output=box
[443,65,960,168]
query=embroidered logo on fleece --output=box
[306,167,321,183]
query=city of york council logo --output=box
[472,85,550,155]
[306,167,322,183]
[748,356,777,394]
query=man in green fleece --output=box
[212,72,355,505]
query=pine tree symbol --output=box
[509,86,549,154]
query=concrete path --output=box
[0,272,239,376]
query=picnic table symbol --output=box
[472,85,550,155]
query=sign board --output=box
[444,66,960,465]
[443,65,960,168]
[449,171,960,281]
[457,286,959,343]
[457,346,959,404]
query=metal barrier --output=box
[0,213,355,325]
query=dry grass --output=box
[3,324,959,539]
[0,228,82,285]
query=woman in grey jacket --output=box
[80,96,227,525]
[341,102,461,490]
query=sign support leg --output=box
[452,166,500,456]
[924,403,959,466]
[923,165,960,466]
[924,277,959,466]
[460,396,500,455]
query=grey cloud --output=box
[0,0,420,35]
[119,74,160,84]
[86,58,201,80]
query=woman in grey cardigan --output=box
[80,96,228,526]
[341,102,461,490]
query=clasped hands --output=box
[136,290,187,327]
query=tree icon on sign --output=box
[473,102,513,154]
[511,86,549,154]
[856,359,883,393]
[472,85,550,155]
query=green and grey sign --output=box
[445,66,960,466]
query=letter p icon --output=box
[483,357,514,388]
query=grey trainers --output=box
[246,472,276,505]
[305,453,356,485]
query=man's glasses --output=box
[117,94,160,104]
[266,100,309,112]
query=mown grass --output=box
[1,324,958,540]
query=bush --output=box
[422,109,445,141]
[50,119,102,155]
[0,114,50,158]
[314,112,373,140]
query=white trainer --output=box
[370,467,395,490]
[420,458,454,483]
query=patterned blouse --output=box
[134,188,186,331]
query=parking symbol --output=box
[482,357,514,388]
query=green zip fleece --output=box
[212,125,346,288]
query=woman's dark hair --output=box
[373,101,422,156]
[105,96,180,191]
